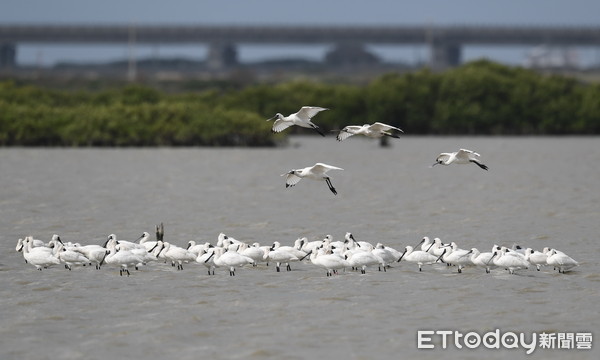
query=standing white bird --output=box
[197,247,217,275]
[489,248,530,274]
[105,246,145,276]
[18,237,61,270]
[425,237,447,257]
[438,243,473,273]
[281,162,343,195]
[186,240,211,257]
[271,241,307,269]
[55,242,90,270]
[346,251,384,274]
[397,246,440,272]
[432,148,489,171]
[159,241,197,270]
[266,106,328,136]
[372,243,398,271]
[336,122,403,141]
[237,242,266,266]
[470,248,496,273]
[208,247,255,276]
[546,249,578,273]
[524,248,548,271]
[263,245,300,272]
[71,244,109,270]
[308,248,349,277]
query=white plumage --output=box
[397,245,440,272]
[432,148,489,170]
[336,122,403,141]
[267,106,328,136]
[282,162,344,195]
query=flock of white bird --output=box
[270,106,488,195]
[14,105,578,276]
[15,227,579,276]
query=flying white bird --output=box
[432,148,488,170]
[281,162,343,195]
[336,122,403,141]
[266,106,328,136]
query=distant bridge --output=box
[1,24,599,70]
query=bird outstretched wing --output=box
[312,163,344,174]
[296,106,328,121]
[336,126,360,141]
[282,172,302,187]
[457,148,481,159]
[271,119,294,133]
[369,122,403,133]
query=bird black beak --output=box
[435,249,446,263]
[425,242,435,253]
[415,238,425,248]
[486,253,497,265]
[397,249,407,262]
[299,250,312,261]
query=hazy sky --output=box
[3,0,600,66]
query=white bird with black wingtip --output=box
[432,148,489,171]
[336,122,403,141]
[281,162,344,195]
[266,106,328,137]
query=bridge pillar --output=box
[430,42,461,70]
[207,43,238,71]
[0,43,16,69]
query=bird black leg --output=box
[325,178,337,195]
[470,160,489,171]
[311,125,325,137]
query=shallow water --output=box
[1,136,599,360]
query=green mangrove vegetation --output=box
[1,60,599,146]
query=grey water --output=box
[0,136,599,360]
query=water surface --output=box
[1,137,598,359]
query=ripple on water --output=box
[246,348,277,358]
[14,280,34,286]
[319,296,352,303]
[583,273,600,282]
[517,286,548,294]
[31,286,53,291]
[15,300,40,306]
